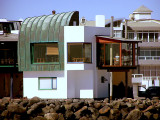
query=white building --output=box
[19,11,140,99]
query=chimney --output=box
[110,16,114,38]
[125,19,128,39]
[52,10,56,15]
[95,15,105,27]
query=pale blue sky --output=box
[0,0,160,21]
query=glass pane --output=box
[151,51,156,56]
[149,33,154,42]
[143,33,148,42]
[52,78,57,89]
[122,43,132,66]
[145,50,150,56]
[32,43,59,63]
[39,78,52,89]
[105,44,111,65]
[67,43,92,63]
[84,44,92,62]
[112,43,120,65]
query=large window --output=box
[67,43,92,63]
[31,43,59,64]
[139,48,160,60]
[39,77,57,90]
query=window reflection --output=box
[67,43,92,63]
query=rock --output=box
[44,113,59,120]
[103,98,109,103]
[20,100,29,107]
[88,107,99,119]
[79,116,89,120]
[94,102,101,109]
[65,99,73,104]
[74,106,88,119]
[143,105,154,112]
[64,104,72,110]
[126,109,142,120]
[28,96,41,106]
[112,101,120,109]
[1,110,9,117]
[2,97,10,105]
[144,111,151,119]
[110,108,119,115]
[0,103,6,112]
[97,116,109,120]
[7,102,26,114]
[58,113,65,120]
[121,108,129,119]
[73,99,79,103]
[42,106,51,115]
[126,102,135,108]
[153,113,159,120]
[13,114,21,120]
[72,102,84,111]
[99,105,110,114]
[65,110,74,119]
[33,116,47,120]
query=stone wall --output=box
[0,97,160,120]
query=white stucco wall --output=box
[67,70,94,98]
[64,26,110,98]
[23,71,67,99]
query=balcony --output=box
[138,56,160,65]
[96,36,141,71]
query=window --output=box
[39,77,57,90]
[31,43,59,64]
[67,43,92,63]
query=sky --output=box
[0,0,160,21]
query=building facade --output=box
[0,19,23,98]
[103,5,160,98]
[19,11,140,99]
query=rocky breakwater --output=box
[0,97,160,120]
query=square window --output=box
[31,43,59,64]
[67,43,92,63]
[39,77,57,90]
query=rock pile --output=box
[0,97,160,120]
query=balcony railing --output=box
[138,56,160,60]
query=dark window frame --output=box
[67,42,92,63]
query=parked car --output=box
[138,86,160,99]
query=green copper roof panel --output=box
[30,16,43,42]
[18,11,79,71]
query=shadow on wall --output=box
[112,81,133,99]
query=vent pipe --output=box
[52,10,56,15]
[95,15,105,27]
[110,16,114,38]
[125,19,128,39]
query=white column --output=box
[134,32,137,40]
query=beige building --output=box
[80,5,160,98]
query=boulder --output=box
[7,102,26,114]
[44,113,59,120]
[74,106,88,119]
[126,109,142,120]
[99,105,110,114]
[28,96,41,106]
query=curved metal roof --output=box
[18,11,79,71]
[19,11,79,43]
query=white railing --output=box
[132,74,143,78]
[143,76,160,81]
[138,56,160,60]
